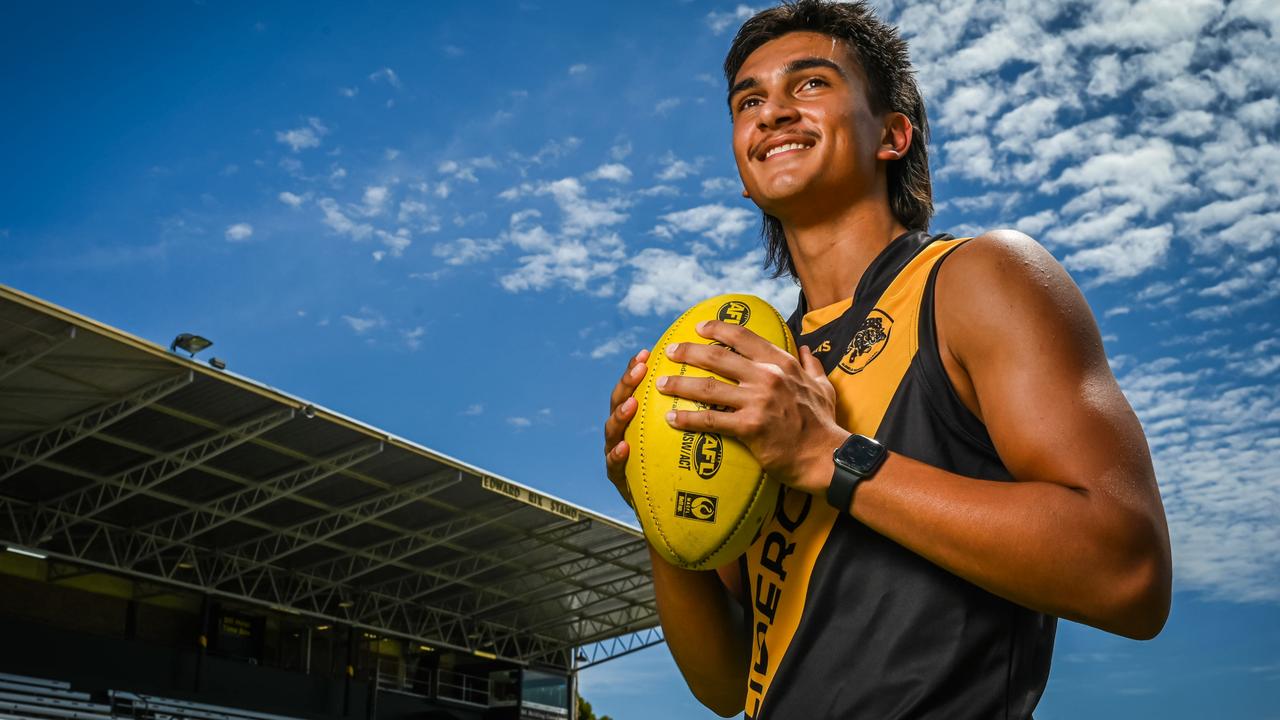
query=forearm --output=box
[648,546,749,716]
[846,451,1171,639]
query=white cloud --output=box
[368,67,401,88]
[942,135,998,182]
[701,177,741,197]
[278,191,307,208]
[338,86,358,98]
[1063,224,1172,283]
[275,117,328,152]
[341,308,384,334]
[360,185,390,216]
[589,330,640,360]
[568,63,588,76]
[656,152,702,181]
[224,223,254,242]
[621,248,794,316]
[537,177,628,236]
[318,197,373,241]
[586,163,633,183]
[507,416,532,429]
[707,5,756,34]
[401,326,425,350]
[654,98,681,116]
[434,236,504,266]
[652,204,755,247]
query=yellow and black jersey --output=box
[739,231,1055,720]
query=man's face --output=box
[729,31,885,219]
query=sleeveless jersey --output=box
[739,231,1056,720]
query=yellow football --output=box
[625,294,794,570]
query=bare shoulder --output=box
[936,229,1102,360]
[940,229,1075,302]
[932,229,1109,423]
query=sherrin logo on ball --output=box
[624,293,795,570]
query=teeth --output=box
[765,142,813,158]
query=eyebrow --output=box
[727,56,848,105]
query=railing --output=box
[373,658,432,698]
[435,669,490,708]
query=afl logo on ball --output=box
[675,490,718,522]
[717,301,751,326]
[838,309,893,374]
[694,433,723,478]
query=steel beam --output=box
[126,441,385,565]
[0,371,194,483]
[573,627,665,670]
[27,407,296,542]
[0,325,76,384]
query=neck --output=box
[781,196,909,311]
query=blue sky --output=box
[2,1,1277,718]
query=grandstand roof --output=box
[0,284,660,670]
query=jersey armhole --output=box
[915,242,1002,455]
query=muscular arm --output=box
[647,558,749,717]
[846,230,1172,639]
[602,351,750,715]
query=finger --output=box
[655,374,747,410]
[696,320,793,364]
[799,345,826,380]
[603,396,638,448]
[609,350,650,410]
[666,407,742,436]
[663,340,753,382]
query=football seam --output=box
[639,303,700,565]
[689,302,791,568]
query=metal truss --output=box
[202,468,467,586]
[426,536,651,615]
[282,502,528,605]
[0,325,76,384]
[572,627,666,670]
[124,441,386,567]
[1,494,578,668]
[354,518,596,601]
[26,407,296,542]
[0,371,194,483]
[475,570,654,626]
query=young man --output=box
[603,2,1172,718]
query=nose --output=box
[756,94,800,129]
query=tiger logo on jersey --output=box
[837,309,893,374]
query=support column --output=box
[194,595,211,692]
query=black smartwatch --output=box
[826,434,888,513]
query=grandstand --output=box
[0,284,662,720]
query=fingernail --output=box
[665,343,678,358]
[696,321,708,333]
[655,376,667,389]
[665,410,676,425]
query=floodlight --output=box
[208,357,227,370]
[575,650,588,663]
[170,333,213,357]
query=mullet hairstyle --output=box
[724,0,933,280]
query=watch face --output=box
[836,435,885,475]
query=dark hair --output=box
[723,0,933,279]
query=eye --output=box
[801,77,828,90]
[736,95,762,113]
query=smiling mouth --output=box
[763,142,815,160]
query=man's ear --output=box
[876,112,913,161]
